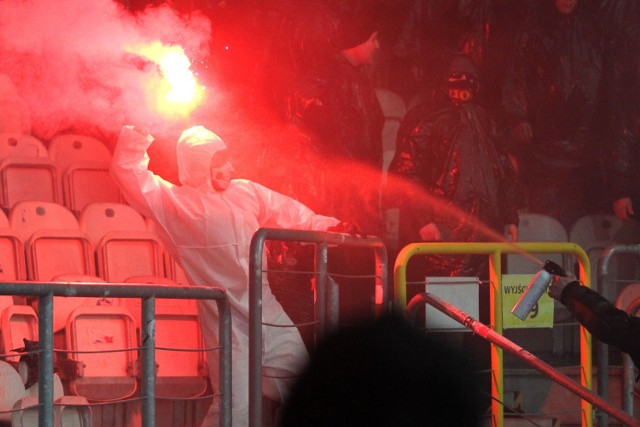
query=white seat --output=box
[48,134,112,170]
[0,304,38,364]
[122,276,208,399]
[506,213,568,274]
[79,203,167,282]
[0,156,62,211]
[615,282,640,314]
[0,208,25,282]
[48,134,122,215]
[65,305,138,402]
[8,201,95,281]
[0,132,47,159]
[569,214,640,295]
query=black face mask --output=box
[447,72,479,104]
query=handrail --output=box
[0,281,232,427]
[394,241,592,427]
[249,228,388,427]
[598,244,640,427]
[406,292,640,427]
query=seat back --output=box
[506,213,568,274]
[0,208,25,281]
[0,133,47,159]
[65,305,138,402]
[0,304,38,363]
[0,157,62,211]
[123,276,207,398]
[9,201,95,281]
[49,134,122,215]
[569,214,640,291]
[79,203,166,282]
[48,134,112,171]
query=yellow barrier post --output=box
[393,242,592,427]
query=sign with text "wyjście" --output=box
[502,274,554,329]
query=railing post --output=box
[141,295,156,427]
[489,251,504,427]
[216,296,233,427]
[38,291,54,427]
[315,242,329,340]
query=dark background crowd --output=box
[113,0,640,234]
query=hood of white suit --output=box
[176,125,227,189]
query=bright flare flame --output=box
[128,41,204,118]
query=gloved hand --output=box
[327,221,366,237]
[548,273,578,301]
[419,223,442,241]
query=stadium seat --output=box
[569,214,640,292]
[78,203,166,282]
[0,133,61,211]
[144,217,190,285]
[48,134,122,216]
[0,156,62,211]
[0,208,26,283]
[64,305,138,402]
[0,132,47,158]
[506,213,569,274]
[8,201,95,281]
[0,304,38,364]
[122,276,208,399]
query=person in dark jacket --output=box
[550,274,640,369]
[501,0,606,229]
[601,2,640,221]
[385,52,520,278]
[261,5,386,325]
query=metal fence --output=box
[0,281,232,427]
[247,228,388,427]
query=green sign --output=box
[502,274,554,329]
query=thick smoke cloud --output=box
[0,0,211,142]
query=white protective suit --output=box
[110,125,340,426]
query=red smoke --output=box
[0,0,211,142]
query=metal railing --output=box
[598,244,640,427]
[248,228,388,427]
[406,292,639,427]
[394,242,592,427]
[0,281,232,427]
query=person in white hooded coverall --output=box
[110,125,342,426]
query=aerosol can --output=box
[511,260,566,321]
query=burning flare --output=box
[127,41,204,118]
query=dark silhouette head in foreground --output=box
[280,314,483,426]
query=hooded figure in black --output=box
[501,0,606,229]
[385,53,520,278]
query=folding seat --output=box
[0,132,62,212]
[122,276,208,399]
[0,360,26,423]
[0,301,38,364]
[0,132,48,158]
[48,133,122,216]
[64,305,138,401]
[78,203,166,283]
[505,213,569,274]
[0,208,25,284]
[8,201,95,281]
[569,214,640,295]
[144,217,190,285]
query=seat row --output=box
[0,201,209,423]
[0,200,188,285]
[0,132,122,216]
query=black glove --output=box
[327,221,366,237]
